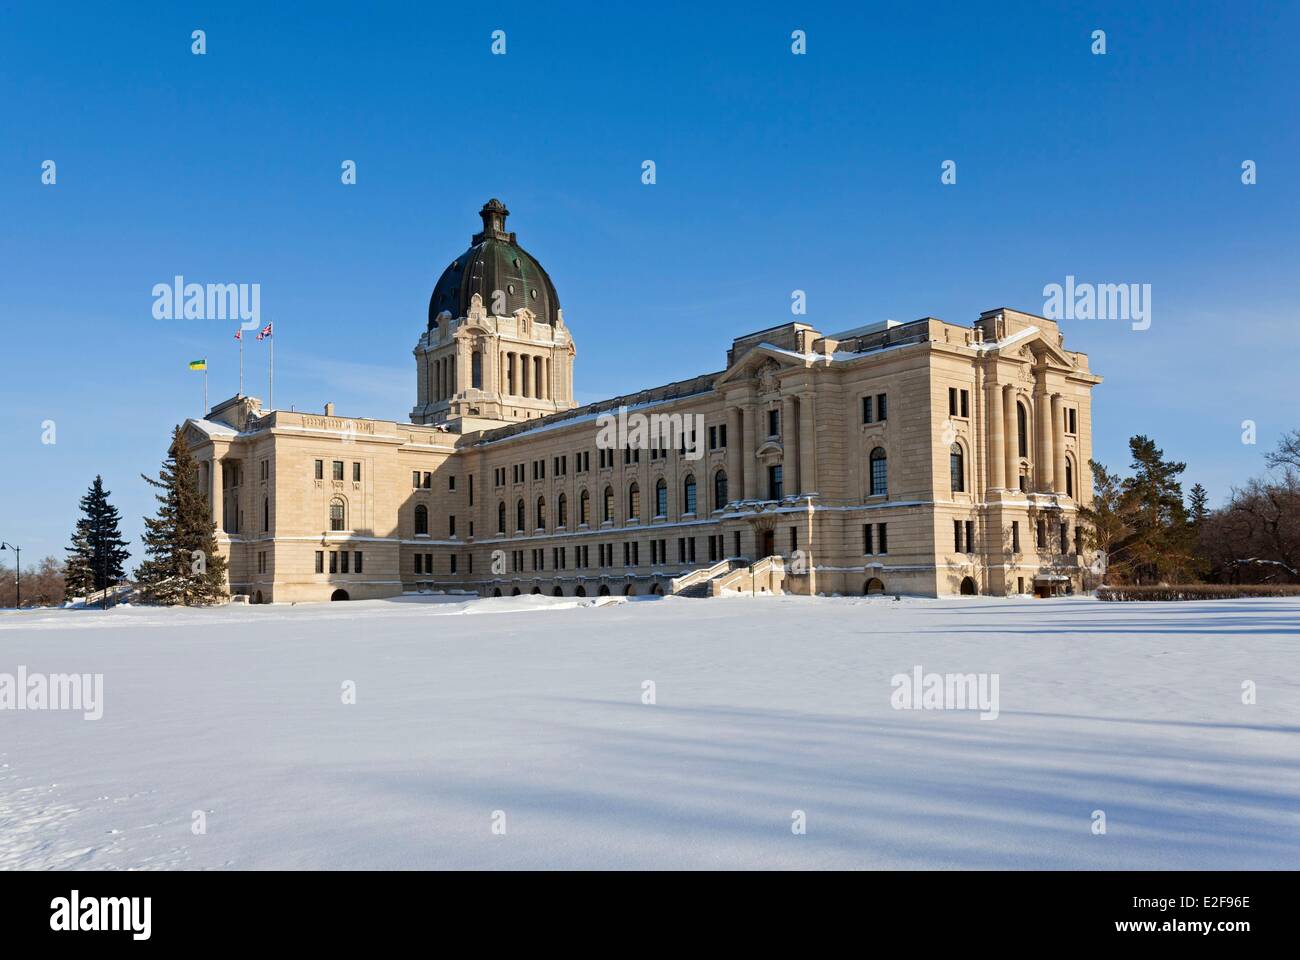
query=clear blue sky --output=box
[2,1,1297,564]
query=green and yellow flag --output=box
[188,359,207,371]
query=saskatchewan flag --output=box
[188,359,207,371]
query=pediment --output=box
[715,343,809,389]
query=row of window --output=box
[315,459,362,482]
[314,550,364,573]
[496,473,725,534]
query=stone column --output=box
[456,342,468,396]
[1034,372,1053,493]
[986,380,1005,490]
[781,394,799,495]
[798,390,816,496]
[1051,393,1067,494]
[211,456,223,527]
[743,401,760,500]
[1002,385,1017,493]
[726,404,742,506]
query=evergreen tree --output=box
[63,475,131,597]
[1119,435,1202,583]
[1188,483,1210,527]
[135,426,229,605]
[1077,460,1131,584]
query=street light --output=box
[0,542,20,609]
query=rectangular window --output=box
[877,523,888,554]
[623,542,630,566]
[734,531,741,558]
[315,551,324,573]
[1012,521,1021,552]
[449,515,457,537]
[1068,408,1077,434]
[468,475,473,505]
[719,424,727,447]
[425,553,433,573]
[315,460,324,480]
[354,551,363,573]
[332,460,344,481]
[768,464,783,500]
[632,542,640,565]
[877,394,887,421]
[863,523,873,555]
[688,537,696,562]
[450,554,457,574]
[768,409,780,437]
[353,462,361,482]
[790,526,798,553]
[1060,522,1068,553]
[862,395,873,424]
[960,390,969,418]
[260,460,269,481]
[948,387,958,417]
[709,426,718,450]
[1037,520,1047,550]
[340,551,349,574]
[1075,525,1083,555]
[329,552,338,574]
[954,519,962,552]
[423,472,432,489]
[965,520,974,555]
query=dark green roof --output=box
[428,199,561,329]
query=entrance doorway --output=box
[761,529,775,557]
[330,589,350,601]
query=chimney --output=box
[324,402,335,417]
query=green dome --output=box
[427,199,560,330]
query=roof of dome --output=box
[427,199,560,330]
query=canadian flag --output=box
[256,322,273,341]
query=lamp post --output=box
[0,542,20,609]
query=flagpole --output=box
[239,334,244,396]
[269,331,274,410]
[204,367,209,414]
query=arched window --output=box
[557,493,568,528]
[1017,402,1028,459]
[950,443,965,493]
[683,475,697,515]
[714,470,728,510]
[516,499,525,532]
[628,482,641,520]
[497,501,506,535]
[654,478,668,517]
[603,486,614,522]
[536,496,546,530]
[329,497,346,531]
[1065,458,1074,498]
[471,351,483,390]
[869,448,888,497]
[414,503,428,535]
[579,489,590,525]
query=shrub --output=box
[1097,584,1300,601]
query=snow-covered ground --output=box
[2,594,1297,870]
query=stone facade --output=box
[183,204,1102,603]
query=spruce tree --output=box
[135,426,229,605]
[1188,483,1210,527]
[64,475,131,597]
[1120,435,1202,583]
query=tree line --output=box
[1080,428,1300,586]
[3,425,227,608]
